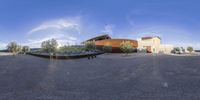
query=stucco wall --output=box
[159,45,174,54]
[137,37,161,53]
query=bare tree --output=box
[41,39,58,53]
[7,42,22,56]
[41,39,58,59]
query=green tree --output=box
[22,46,30,54]
[103,46,112,53]
[85,40,96,51]
[187,46,193,53]
[41,39,58,53]
[7,42,22,55]
[174,47,180,52]
[120,41,133,55]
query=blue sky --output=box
[0,0,200,49]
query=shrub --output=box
[103,46,112,53]
[171,47,181,54]
[180,47,185,53]
[187,46,193,53]
[7,42,22,55]
[85,40,96,51]
[59,45,85,52]
[41,39,58,53]
[58,45,85,55]
[22,46,30,54]
[120,41,133,55]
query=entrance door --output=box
[144,46,152,53]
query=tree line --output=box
[5,39,194,56]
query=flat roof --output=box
[141,36,161,40]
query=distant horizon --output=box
[1,0,200,50]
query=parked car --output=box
[171,49,181,54]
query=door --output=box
[144,46,152,53]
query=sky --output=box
[0,0,200,49]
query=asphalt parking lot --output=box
[0,54,200,100]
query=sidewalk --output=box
[166,53,200,56]
[0,52,13,56]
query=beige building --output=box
[137,36,173,54]
[159,44,174,54]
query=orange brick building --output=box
[83,34,138,53]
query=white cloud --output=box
[101,24,114,35]
[28,17,81,34]
[0,42,7,50]
[26,16,81,48]
[23,34,78,48]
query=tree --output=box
[187,46,193,53]
[7,42,22,55]
[120,41,133,55]
[41,39,58,53]
[85,40,96,51]
[174,47,180,52]
[103,46,112,53]
[41,41,48,52]
[22,46,30,54]
[171,47,181,54]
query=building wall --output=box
[159,45,174,54]
[137,37,161,53]
[137,37,173,54]
[95,39,138,53]
[85,35,174,54]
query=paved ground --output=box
[0,54,200,100]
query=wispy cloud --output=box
[101,24,114,35]
[28,17,81,35]
[137,32,162,37]
[26,16,81,48]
